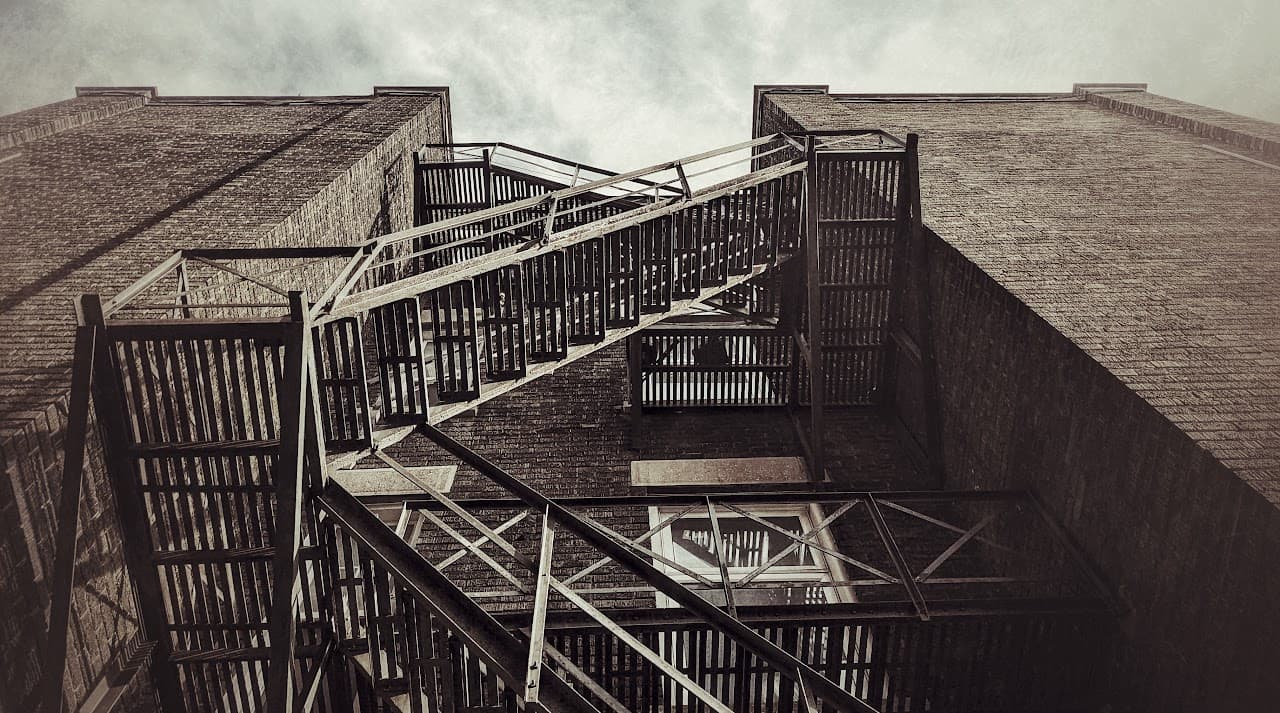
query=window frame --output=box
[647,502,856,608]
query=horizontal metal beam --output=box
[492,597,1114,630]
[127,439,281,457]
[372,488,1034,510]
[103,320,289,342]
[182,246,361,260]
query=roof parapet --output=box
[75,86,158,101]
[68,84,452,147]
[1072,82,1149,94]
[1076,83,1280,161]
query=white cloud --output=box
[1,0,1276,171]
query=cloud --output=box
[1,0,1276,171]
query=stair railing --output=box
[321,134,805,315]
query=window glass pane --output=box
[668,514,815,569]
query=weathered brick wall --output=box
[0,89,447,712]
[760,89,1280,709]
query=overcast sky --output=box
[3,0,1276,170]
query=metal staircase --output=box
[43,131,967,713]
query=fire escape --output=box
[44,133,1117,713]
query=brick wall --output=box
[922,232,1280,709]
[387,343,921,500]
[0,89,448,712]
[760,89,1280,710]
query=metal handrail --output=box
[421,140,686,196]
[324,156,807,319]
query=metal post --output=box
[628,332,644,443]
[705,497,738,617]
[803,136,826,480]
[904,133,946,484]
[266,291,313,712]
[525,509,554,705]
[482,148,496,245]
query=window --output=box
[648,503,854,607]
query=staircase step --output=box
[428,261,781,424]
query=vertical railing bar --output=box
[524,508,555,705]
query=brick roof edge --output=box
[1074,83,1280,161]
[0,90,152,150]
[69,84,452,143]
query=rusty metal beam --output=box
[866,495,930,621]
[904,133,947,484]
[524,510,554,705]
[803,136,826,480]
[376,488,1034,510]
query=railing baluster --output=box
[313,317,373,450]
[639,216,673,314]
[672,204,701,299]
[373,297,430,424]
[430,281,481,402]
[525,250,569,361]
[606,226,641,328]
[567,238,606,344]
[475,266,527,381]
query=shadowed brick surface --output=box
[0,89,447,713]
[770,89,1280,498]
[761,88,1280,710]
